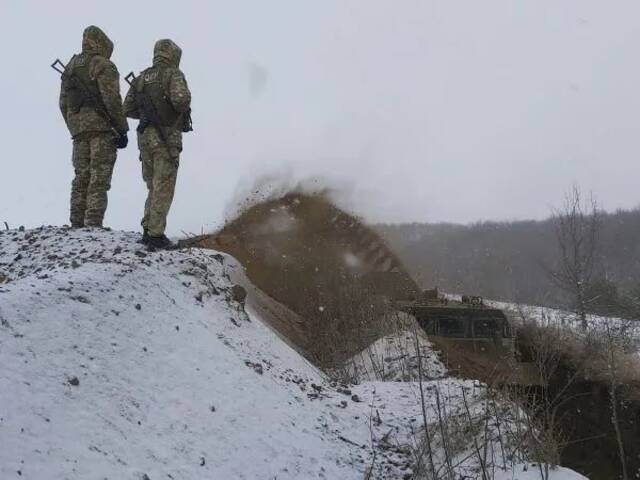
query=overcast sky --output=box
[1,1,639,234]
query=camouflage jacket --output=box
[59,26,128,138]
[123,39,191,155]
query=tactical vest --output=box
[62,53,101,113]
[136,67,180,127]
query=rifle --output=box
[126,71,193,135]
[125,71,167,143]
[51,58,121,137]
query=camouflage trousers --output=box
[70,132,117,227]
[140,145,179,237]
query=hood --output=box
[153,39,182,68]
[81,25,114,58]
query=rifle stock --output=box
[51,59,66,75]
[125,71,136,86]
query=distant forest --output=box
[377,208,640,317]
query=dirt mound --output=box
[181,192,417,365]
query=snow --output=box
[0,227,587,480]
[343,316,446,383]
[493,466,588,480]
[0,227,416,479]
[444,291,640,351]
[487,298,640,354]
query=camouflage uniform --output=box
[59,26,128,227]
[123,39,192,238]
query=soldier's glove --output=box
[116,133,128,149]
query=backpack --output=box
[62,53,102,113]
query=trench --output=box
[517,331,640,480]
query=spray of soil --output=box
[181,189,417,365]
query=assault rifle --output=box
[125,72,167,143]
[51,58,121,137]
[125,71,193,137]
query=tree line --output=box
[377,197,640,320]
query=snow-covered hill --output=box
[0,227,586,480]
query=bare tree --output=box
[546,186,600,330]
[602,320,629,480]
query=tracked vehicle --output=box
[361,272,513,343]
[360,271,539,384]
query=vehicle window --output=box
[438,317,467,336]
[473,318,499,338]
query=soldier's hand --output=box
[116,132,128,149]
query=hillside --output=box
[0,227,586,479]
[0,227,418,479]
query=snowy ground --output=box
[444,292,640,349]
[487,299,640,356]
[344,320,447,383]
[0,227,586,479]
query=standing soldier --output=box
[59,25,129,228]
[123,39,192,250]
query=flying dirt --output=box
[180,191,408,364]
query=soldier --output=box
[123,39,192,250]
[59,25,129,228]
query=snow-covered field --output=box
[0,227,586,479]
[488,299,640,355]
[446,291,640,346]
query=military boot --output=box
[138,229,150,244]
[147,234,176,251]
